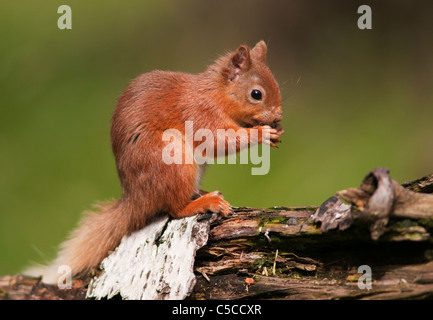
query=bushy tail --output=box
[25,200,130,284]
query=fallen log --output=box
[1,168,433,300]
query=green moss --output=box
[419,217,433,231]
[269,206,318,212]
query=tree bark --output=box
[1,168,433,300]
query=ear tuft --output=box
[251,40,267,63]
[231,45,251,70]
[225,45,251,81]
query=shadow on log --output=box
[1,168,433,300]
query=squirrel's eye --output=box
[251,89,262,100]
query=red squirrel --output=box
[28,40,283,283]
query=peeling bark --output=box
[87,214,214,300]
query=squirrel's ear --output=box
[228,45,251,81]
[231,45,251,69]
[251,40,267,63]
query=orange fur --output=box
[30,41,283,282]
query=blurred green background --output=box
[1,0,432,275]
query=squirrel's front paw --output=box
[257,125,283,148]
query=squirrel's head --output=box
[216,41,283,129]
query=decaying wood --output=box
[316,167,433,240]
[1,168,433,300]
[402,173,433,193]
[190,203,433,299]
[0,274,88,300]
[191,260,433,300]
